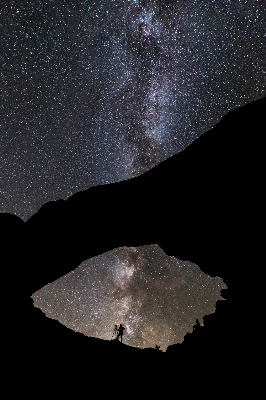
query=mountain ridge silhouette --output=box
[0,96,264,388]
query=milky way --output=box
[1,1,265,220]
[31,244,227,351]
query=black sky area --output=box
[0,0,265,219]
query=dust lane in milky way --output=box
[1,1,265,220]
[31,244,227,351]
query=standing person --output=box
[116,324,125,343]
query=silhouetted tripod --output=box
[112,325,118,340]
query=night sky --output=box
[1,0,265,220]
[31,245,227,351]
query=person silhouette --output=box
[116,324,125,343]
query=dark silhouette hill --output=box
[0,96,264,389]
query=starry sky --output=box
[31,244,227,351]
[0,0,265,220]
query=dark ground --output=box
[1,96,264,392]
